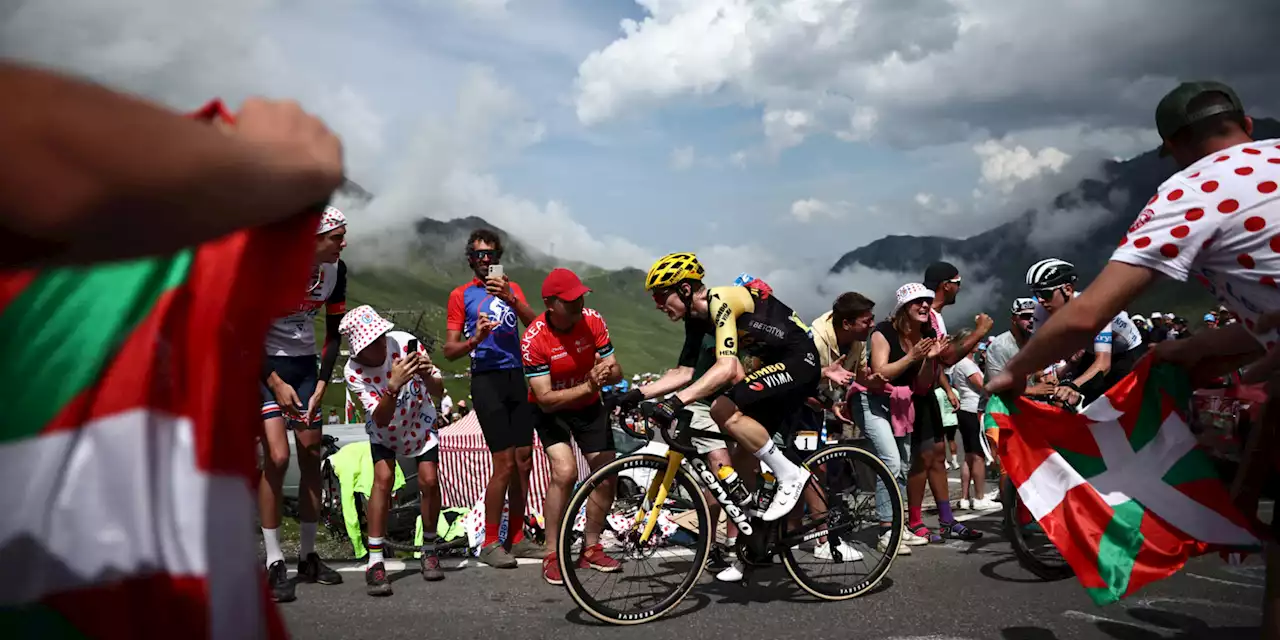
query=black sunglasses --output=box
[1032,286,1064,302]
[468,249,501,261]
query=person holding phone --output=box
[444,229,543,568]
[341,306,446,595]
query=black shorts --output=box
[472,368,536,452]
[535,401,614,454]
[910,392,946,451]
[370,442,439,465]
[956,410,982,455]
[1077,344,1147,405]
[261,355,320,428]
[724,350,822,434]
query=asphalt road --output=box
[278,507,1267,640]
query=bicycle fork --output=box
[632,452,756,546]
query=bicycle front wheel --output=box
[781,445,901,600]
[1001,476,1073,581]
[558,454,712,625]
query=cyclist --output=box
[258,205,348,602]
[642,253,818,522]
[1025,258,1145,407]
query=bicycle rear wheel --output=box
[780,445,901,600]
[558,454,712,625]
[1001,476,1073,581]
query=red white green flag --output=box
[985,357,1259,606]
[0,104,315,639]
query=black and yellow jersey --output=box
[678,285,812,367]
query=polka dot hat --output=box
[893,282,935,314]
[340,305,394,356]
[318,205,347,235]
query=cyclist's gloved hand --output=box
[618,388,645,409]
[643,396,685,423]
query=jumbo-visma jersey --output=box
[680,284,811,366]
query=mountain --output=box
[831,120,1280,320]
[323,216,681,407]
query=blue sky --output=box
[5,0,1277,316]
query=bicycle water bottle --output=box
[716,466,752,508]
[756,471,777,512]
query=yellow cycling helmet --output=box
[645,252,705,291]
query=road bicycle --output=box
[557,402,903,625]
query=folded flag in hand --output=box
[0,101,315,639]
[986,357,1259,606]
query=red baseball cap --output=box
[542,268,591,301]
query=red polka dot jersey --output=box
[344,330,442,457]
[1112,138,1280,346]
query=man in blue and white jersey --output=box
[1026,258,1147,406]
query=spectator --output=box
[341,306,446,593]
[440,392,454,418]
[326,409,339,425]
[948,349,995,510]
[521,268,623,585]
[443,229,545,568]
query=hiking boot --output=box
[478,541,518,569]
[297,553,343,585]
[542,554,563,585]
[365,562,393,597]
[509,538,549,559]
[941,521,983,541]
[420,551,445,582]
[267,560,296,603]
[578,544,622,573]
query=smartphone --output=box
[406,338,419,354]
[488,264,504,279]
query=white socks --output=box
[368,537,385,567]
[299,521,317,558]
[753,441,801,483]
[263,527,284,567]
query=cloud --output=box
[789,198,849,223]
[574,0,1280,151]
[974,139,1071,193]
[670,145,696,170]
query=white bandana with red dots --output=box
[318,205,347,235]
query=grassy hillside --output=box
[317,219,682,416]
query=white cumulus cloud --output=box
[789,198,849,223]
[973,139,1071,194]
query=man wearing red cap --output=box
[520,268,624,585]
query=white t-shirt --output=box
[345,330,442,458]
[947,357,983,413]
[440,394,454,417]
[1033,292,1142,354]
[1111,138,1280,349]
[929,308,948,337]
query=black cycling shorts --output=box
[1078,343,1148,406]
[472,368,536,452]
[723,349,821,434]
[370,442,439,465]
[955,410,982,455]
[261,355,320,429]
[535,401,614,454]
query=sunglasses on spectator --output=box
[468,249,500,261]
[946,277,962,286]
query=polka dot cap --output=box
[318,205,347,235]
[893,282,935,314]
[339,305,394,356]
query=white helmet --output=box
[1025,258,1077,290]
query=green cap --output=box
[1155,81,1245,155]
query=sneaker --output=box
[706,543,731,569]
[761,469,810,522]
[877,529,911,555]
[578,544,622,573]
[420,551,445,582]
[970,498,1000,511]
[509,538,549,559]
[542,554,563,585]
[814,538,864,562]
[267,560,296,603]
[715,560,744,582]
[478,541,518,569]
[296,553,343,585]
[954,498,971,511]
[901,526,929,547]
[941,521,983,541]
[944,459,955,471]
[365,562,393,597]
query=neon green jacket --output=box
[328,442,405,558]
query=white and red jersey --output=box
[265,260,347,356]
[1112,138,1280,348]
[521,309,614,411]
[345,331,442,458]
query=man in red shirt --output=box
[521,268,624,585]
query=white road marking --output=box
[1187,572,1263,589]
[327,558,543,573]
[1062,610,1177,637]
